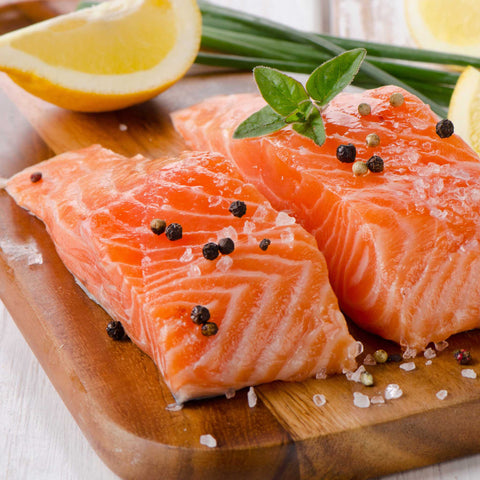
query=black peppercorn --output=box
[150,218,166,235]
[218,237,235,255]
[229,200,247,218]
[259,238,271,251]
[336,143,356,163]
[202,242,219,260]
[366,155,384,173]
[191,305,210,325]
[30,172,42,183]
[387,353,402,363]
[454,349,472,365]
[106,321,126,340]
[436,119,454,138]
[201,322,218,336]
[165,223,182,241]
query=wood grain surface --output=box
[2,68,480,480]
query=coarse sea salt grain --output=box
[219,226,238,242]
[363,354,376,366]
[243,220,256,234]
[400,362,416,372]
[436,390,448,400]
[435,340,449,351]
[424,347,436,360]
[402,347,417,359]
[313,394,326,407]
[275,211,296,226]
[385,384,403,400]
[165,403,183,412]
[461,369,477,379]
[346,365,366,383]
[200,434,217,448]
[370,395,385,405]
[188,264,201,277]
[216,256,233,273]
[118,123,128,131]
[247,386,257,408]
[180,247,193,263]
[315,368,327,380]
[353,392,370,408]
[27,253,43,265]
[225,389,236,399]
[280,230,295,248]
[425,360,433,366]
[208,196,223,208]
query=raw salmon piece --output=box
[6,145,358,402]
[172,86,480,351]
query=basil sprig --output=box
[233,48,366,146]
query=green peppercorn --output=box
[229,200,247,218]
[360,371,374,387]
[165,223,182,241]
[150,218,166,235]
[366,155,384,173]
[436,119,454,138]
[336,143,357,163]
[389,92,404,107]
[202,242,219,260]
[201,322,218,336]
[259,238,271,251]
[366,133,380,148]
[218,237,235,255]
[30,172,42,183]
[352,161,368,177]
[106,321,126,340]
[358,103,371,116]
[373,349,388,364]
[191,305,210,325]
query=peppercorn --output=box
[366,155,384,173]
[389,92,404,107]
[454,349,472,365]
[106,321,126,340]
[165,223,182,241]
[150,218,166,235]
[201,322,219,336]
[191,305,210,325]
[218,237,235,255]
[387,353,403,363]
[352,161,368,177]
[336,143,357,163]
[358,103,371,116]
[360,371,374,387]
[366,133,380,147]
[373,349,388,364]
[30,172,42,183]
[202,242,219,260]
[229,200,247,218]
[259,238,271,251]
[436,119,454,138]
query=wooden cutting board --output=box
[1,71,480,480]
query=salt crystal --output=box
[313,394,326,407]
[252,203,268,222]
[363,354,376,366]
[435,340,449,351]
[200,434,217,448]
[275,211,296,226]
[118,123,128,131]
[425,360,433,366]
[216,256,233,273]
[461,369,477,379]
[402,347,417,359]
[424,348,437,360]
[225,389,236,399]
[400,362,416,372]
[370,395,385,405]
[27,253,43,265]
[346,365,366,383]
[208,196,223,208]
[315,368,327,380]
[188,264,201,277]
[243,220,256,234]
[348,341,364,358]
[247,386,257,408]
[280,230,295,248]
[384,384,403,400]
[219,226,238,242]
[180,247,193,263]
[165,403,183,412]
[353,392,370,408]
[436,390,448,400]
[234,186,242,195]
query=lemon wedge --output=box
[0,0,201,112]
[404,0,480,56]
[448,66,480,154]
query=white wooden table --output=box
[2,1,480,478]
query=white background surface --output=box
[2,0,480,479]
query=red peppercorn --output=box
[30,172,42,183]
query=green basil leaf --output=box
[306,48,366,107]
[233,105,286,139]
[254,66,309,116]
[292,111,326,146]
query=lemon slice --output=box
[448,66,480,154]
[0,0,201,111]
[404,0,480,56]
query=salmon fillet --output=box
[172,85,480,351]
[6,145,358,402]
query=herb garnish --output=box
[233,48,366,147]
